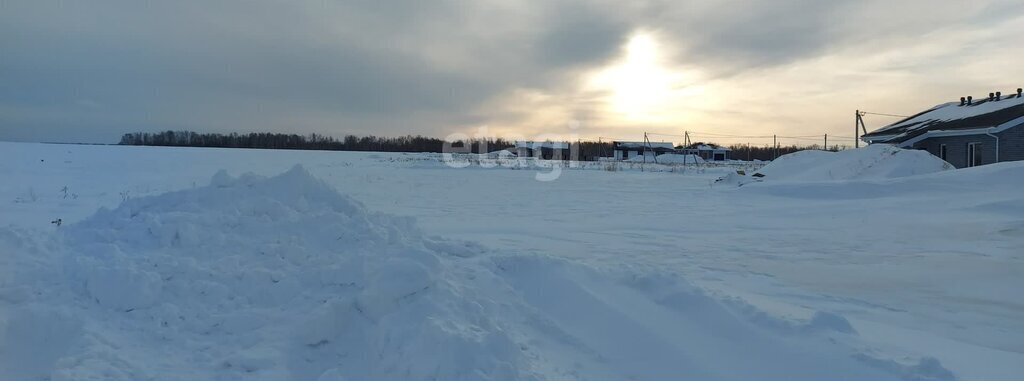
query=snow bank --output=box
[752,145,953,182]
[490,256,946,381]
[1,165,530,380]
[0,165,951,380]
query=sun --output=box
[586,32,702,123]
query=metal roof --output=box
[863,92,1024,145]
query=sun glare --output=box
[587,32,702,123]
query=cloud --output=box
[531,2,629,68]
[638,0,852,75]
[1,0,1023,143]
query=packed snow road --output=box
[1,142,1022,380]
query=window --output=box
[966,142,982,167]
[939,144,947,161]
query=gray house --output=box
[612,141,675,160]
[861,88,1024,168]
[680,142,731,161]
[513,141,571,160]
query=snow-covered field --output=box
[1,141,1022,380]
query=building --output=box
[680,142,731,161]
[612,141,675,160]
[513,141,572,160]
[861,88,1024,168]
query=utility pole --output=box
[773,134,777,160]
[854,110,869,148]
[683,131,691,166]
[860,114,868,139]
[824,134,828,151]
[855,110,860,148]
[643,132,658,164]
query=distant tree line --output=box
[118,130,616,157]
[725,143,844,161]
[119,130,841,161]
[119,130,508,153]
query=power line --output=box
[606,132,860,144]
[777,136,826,141]
[649,131,776,139]
[859,111,909,118]
[778,135,825,139]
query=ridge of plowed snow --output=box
[0,165,952,380]
[753,145,953,182]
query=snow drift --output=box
[0,166,951,380]
[1,166,529,380]
[752,144,953,182]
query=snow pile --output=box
[713,171,761,187]
[1,165,530,380]
[0,165,954,380]
[491,257,948,381]
[752,145,953,182]
[628,153,705,164]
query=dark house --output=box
[513,141,571,160]
[612,141,675,160]
[861,88,1024,168]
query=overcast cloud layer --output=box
[2,0,1024,145]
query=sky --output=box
[2,0,1024,146]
